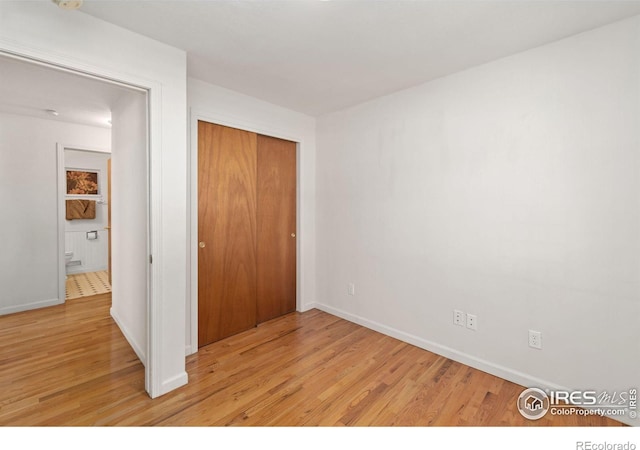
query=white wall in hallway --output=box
[0,111,110,315]
[110,90,148,365]
[316,16,640,425]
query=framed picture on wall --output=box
[66,169,99,195]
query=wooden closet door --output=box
[198,121,257,347]
[256,135,297,324]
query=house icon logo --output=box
[517,388,550,420]
[525,395,543,411]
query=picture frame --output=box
[66,168,100,196]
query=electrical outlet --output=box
[466,314,477,331]
[348,283,355,296]
[453,310,465,326]
[529,330,542,349]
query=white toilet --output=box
[65,251,73,279]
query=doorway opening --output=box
[0,51,152,392]
[59,147,112,302]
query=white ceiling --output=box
[0,54,139,129]
[79,0,640,116]
[2,1,640,126]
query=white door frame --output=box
[0,49,163,397]
[188,109,304,354]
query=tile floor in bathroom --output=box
[65,270,111,300]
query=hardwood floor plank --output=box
[0,294,624,426]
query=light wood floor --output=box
[0,294,623,426]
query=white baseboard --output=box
[299,301,318,313]
[0,297,63,316]
[159,372,189,397]
[185,344,198,356]
[110,307,147,367]
[66,265,108,275]
[314,302,635,427]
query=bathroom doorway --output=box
[59,147,112,301]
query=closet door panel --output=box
[256,134,297,324]
[198,121,257,347]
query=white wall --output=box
[316,16,640,425]
[110,91,148,364]
[65,149,110,274]
[0,112,110,315]
[187,78,316,353]
[0,2,188,397]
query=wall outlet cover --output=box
[453,309,465,326]
[529,330,542,349]
[348,283,355,296]
[466,314,477,331]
